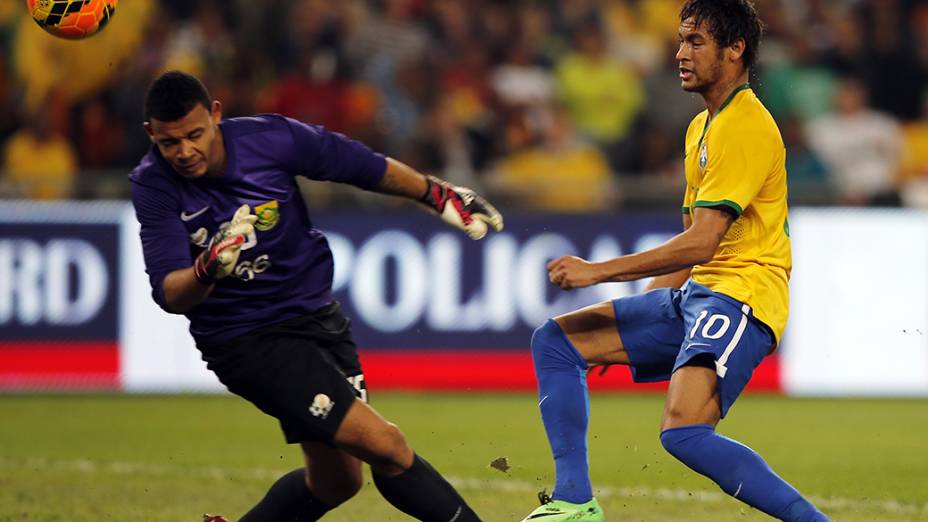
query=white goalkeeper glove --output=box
[193,204,257,284]
[418,176,503,240]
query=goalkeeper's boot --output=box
[202,514,229,522]
[520,490,604,521]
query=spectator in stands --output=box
[490,40,555,115]
[403,96,480,190]
[857,0,925,121]
[344,0,433,157]
[69,97,127,199]
[601,0,679,75]
[1,94,77,200]
[554,19,645,174]
[345,0,428,81]
[515,2,562,68]
[0,51,19,146]
[914,3,928,81]
[782,114,830,200]
[77,97,125,170]
[259,50,353,133]
[639,40,702,174]
[433,44,496,175]
[489,39,556,168]
[806,77,903,206]
[489,103,612,212]
[900,5,928,208]
[761,33,837,122]
[899,95,928,208]
[819,6,867,77]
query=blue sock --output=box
[660,425,829,521]
[531,319,593,504]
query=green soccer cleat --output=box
[520,490,604,521]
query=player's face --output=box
[676,18,724,93]
[145,102,223,179]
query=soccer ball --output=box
[27,0,118,40]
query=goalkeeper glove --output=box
[419,176,503,240]
[193,204,257,284]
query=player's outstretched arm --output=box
[375,158,503,240]
[162,205,257,313]
[548,207,734,290]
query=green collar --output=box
[699,83,750,146]
[718,83,750,113]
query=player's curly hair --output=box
[680,0,765,70]
[144,70,211,122]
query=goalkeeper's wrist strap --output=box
[193,252,216,285]
[418,176,443,208]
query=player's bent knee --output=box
[366,422,414,471]
[661,363,722,430]
[661,399,695,429]
[530,319,565,362]
[659,424,710,461]
[381,422,411,457]
[530,320,555,351]
[661,402,720,431]
[659,428,683,458]
[335,401,414,473]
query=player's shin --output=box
[238,468,332,522]
[531,320,594,504]
[371,453,481,522]
[660,425,830,522]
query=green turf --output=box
[1,393,926,521]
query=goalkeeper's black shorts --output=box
[199,301,368,445]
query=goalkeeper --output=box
[129,71,501,522]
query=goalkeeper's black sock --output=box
[373,453,481,522]
[239,468,332,522]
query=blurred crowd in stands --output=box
[1,0,927,211]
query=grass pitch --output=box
[1,393,926,521]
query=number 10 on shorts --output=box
[687,304,751,378]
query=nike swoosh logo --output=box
[180,206,210,221]
[538,395,549,407]
[685,342,712,349]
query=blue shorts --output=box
[614,281,774,418]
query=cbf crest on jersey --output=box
[255,200,280,231]
[699,140,708,170]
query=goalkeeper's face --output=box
[676,18,725,94]
[146,101,224,179]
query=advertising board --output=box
[4,202,924,396]
[0,202,124,389]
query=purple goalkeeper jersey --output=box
[129,114,386,347]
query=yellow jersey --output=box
[682,85,791,343]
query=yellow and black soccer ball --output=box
[27,0,118,40]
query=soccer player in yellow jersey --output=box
[520,2,829,521]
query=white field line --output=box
[449,477,928,515]
[3,457,927,515]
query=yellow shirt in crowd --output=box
[3,131,77,200]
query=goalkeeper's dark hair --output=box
[144,70,211,122]
[680,0,764,71]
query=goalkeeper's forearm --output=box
[377,157,502,240]
[162,267,214,314]
[373,158,430,200]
